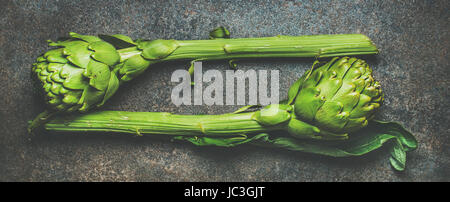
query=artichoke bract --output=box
[32,32,121,112]
[40,57,416,171]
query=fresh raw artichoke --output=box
[32,30,378,113]
[286,57,383,139]
[32,32,121,112]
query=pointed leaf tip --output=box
[98,34,136,49]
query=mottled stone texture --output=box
[0,0,448,181]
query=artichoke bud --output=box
[32,33,121,112]
[288,57,384,139]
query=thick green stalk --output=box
[118,34,378,62]
[44,111,278,136]
[169,34,378,60]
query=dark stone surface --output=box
[0,0,448,181]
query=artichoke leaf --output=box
[173,134,265,147]
[120,68,147,82]
[294,86,324,122]
[287,76,304,104]
[61,64,88,90]
[98,34,136,49]
[78,86,106,112]
[99,72,120,106]
[62,41,92,69]
[252,104,292,126]
[250,120,417,171]
[118,54,151,75]
[44,49,68,63]
[85,60,111,91]
[233,105,261,114]
[69,32,102,43]
[89,41,120,66]
[314,100,348,132]
[287,59,328,105]
[389,139,407,171]
[118,54,151,81]
[138,39,179,60]
[209,26,231,39]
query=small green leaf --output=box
[287,76,304,104]
[120,68,147,82]
[253,104,292,126]
[209,26,231,39]
[138,40,179,60]
[99,72,120,107]
[173,135,249,147]
[62,92,81,105]
[69,32,101,43]
[188,59,203,76]
[63,41,92,69]
[233,105,261,114]
[61,64,88,90]
[79,86,105,112]
[85,60,111,91]
[119,54,151,74]
[174,133,269,147]
[389,157,405,171]
[118,54,151,81]
[89,41,120,66]
[44,49,68,63]
[389,139,406,171]
[229,59,238,69]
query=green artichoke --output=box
[32,32,121,112]
[32,30,378,113]
[286,57,384,139]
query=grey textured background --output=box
[0,0,449,181]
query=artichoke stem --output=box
[162,34,378,61]
[43,110,281,137]
[116,34,379,80]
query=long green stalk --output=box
[117,34,378,62]
[44,111,277,136]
